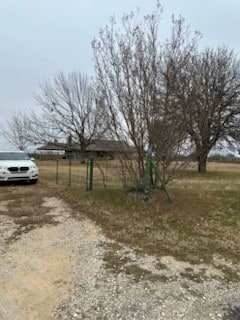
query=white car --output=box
[0,151,38,184]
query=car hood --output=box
[0,160,36,167]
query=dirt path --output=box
[0,186,102,320]
[0,226,71,320]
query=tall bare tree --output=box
[177,47,240,172]
[36,72,107,151]
[92,5,198,185]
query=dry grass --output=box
[0,182,58,242]
[37,160,240,264]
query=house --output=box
[36,141,81,160]
[36,139,135,160]
[84,139,135,159]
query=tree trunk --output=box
[197,153,208,173]
[79,136,87,153]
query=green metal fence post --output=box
[152,162,173,204]
[143,155,152,200]
[143,154,173,204]
[89,159,94,191]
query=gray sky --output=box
[1,0,240,149]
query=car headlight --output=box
[30,165,37,169]
[0,166,7,170]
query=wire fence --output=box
[55,159,88,190]
[54,157,173,203]
[50,157,240,198]
[55,159,127,190]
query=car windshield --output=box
[0,152,30,160]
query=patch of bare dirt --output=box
[0,226,71,320]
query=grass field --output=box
[37,160,240,266]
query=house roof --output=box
[37,139,135,153]
[85,140,130,152]
[37,142,81,151]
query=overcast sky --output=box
[1,0,240,149]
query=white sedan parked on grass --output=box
[0,151,38,184]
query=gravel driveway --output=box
[0,184,240,320]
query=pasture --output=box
[38,160,240,269]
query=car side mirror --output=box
[31,157,35,161]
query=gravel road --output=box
[0,185,240,320]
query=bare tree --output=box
[36,72,107,151]
[92,5,198,185]
[149,16,198,182]
[0,109,61,150]
[0,111,32,150]
[177,47,240,172]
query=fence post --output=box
[68,159,72,187]
[143,155,152,201]
[89,159,94,191]
[153,162,173,204]
[56,160,59,184]
[143,155,151,191]
[86,161,89,191]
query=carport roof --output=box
[37,142,80,151]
